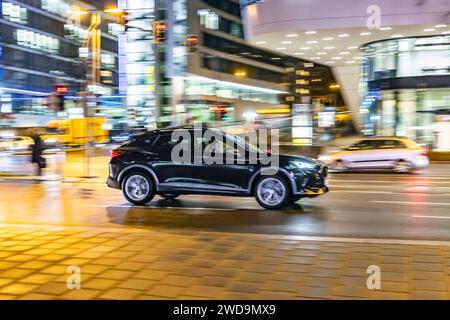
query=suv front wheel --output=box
[122,172,155,205]
[255,176,290,210]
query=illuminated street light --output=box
[234,70,247,77]
[69,9,89,15]
[104,8,124,14]
[329,84,340,89]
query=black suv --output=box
[107,128,328,209]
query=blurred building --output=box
[241,0,450,150]
[0,0,120,127]
[120,0,343,130]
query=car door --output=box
[347,140,396,168]
[374,139,408,167]
[189,133,254,192]
[150,132,195,185]
[341,140,377,168]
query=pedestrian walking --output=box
[30,129,45,176]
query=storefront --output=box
[361,35,450,150]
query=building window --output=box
[101,53,116,68]
[202,0,241,17]
[198,9,219,30]
[108,23,124,37]
[64,24,89,44]
[41,0,70,18]
[2,2,28,24]
[15,29,59,54]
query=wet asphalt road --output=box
[0,164,450,241]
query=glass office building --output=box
[361,35,450,149]
[162,0,342,127]
[0,0,120,126]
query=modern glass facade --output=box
[184,78,281,104]
[361,36,450,150]
[119,0,157,129]
[0,0,120,124]
[161,0,343,127]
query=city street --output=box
[2,161,450,240]
[0,158,449,299]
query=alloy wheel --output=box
[394,160,411,173]
[257,177,287,207]
[124,175,150,201]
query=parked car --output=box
[107,128,329,209]
[0,136,34,152]
[318,137,429,173]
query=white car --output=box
[0,136,34,152]
[318,137,429,173]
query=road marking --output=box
[219,233,450,247]
[329,179,450,184]
[332,190,450,196]
[411,215,450,219]
[333,190,392,194]
[91,204,247,211]
[330,184,450,189]
[372,200,450,206]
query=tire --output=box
[122,172,155,205]
[332,160,347,172]
[255,175,290,210]
[393,160,412,174]
[159,193,179,200]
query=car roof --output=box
[362,136,412,142]
[142,126,222,136]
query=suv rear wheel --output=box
[255,176,290,209]
[122,172,155,205]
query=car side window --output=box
[201,136,243,158]
[349,140,373,150]
[378,140,406,149]
[123,136,155,148]
[155,134,191,151]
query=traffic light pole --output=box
[81,12,101,179]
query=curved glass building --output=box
[361,36,450,148]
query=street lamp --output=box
[70,6,122,178]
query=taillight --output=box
[416,149,427,157]
[111,149,123,159]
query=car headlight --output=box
[293,161,316,170]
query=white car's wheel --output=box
[393,160,412,174]
[333,160,348,172]
[255,176,290,210]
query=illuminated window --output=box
[2,2,27,24]
[101,53,116,68]
[64,24,89,44]
[42,0,69,18]
[15,29,60,54]
[198,9,219,30]
[108,23,124,37]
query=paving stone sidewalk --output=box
[0,224,449,300]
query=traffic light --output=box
[186,34,198,52]
[153,22,166,44]
[54,84,68,112]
